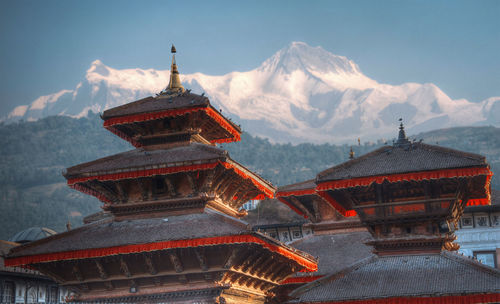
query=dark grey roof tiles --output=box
[318,143,487,182]
[290,232,374,276]
[102,93,209,119]
[8,227,57,244]
[292,252,500,303]
[278,179,316,193]
[65,143,227,178]
[8,210,250,257]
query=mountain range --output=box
[5,42,500,144]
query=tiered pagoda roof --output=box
[276,122,498,303]
[5,46,317,304]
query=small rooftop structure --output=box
[8,227,57,244]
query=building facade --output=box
[1,240,70,304]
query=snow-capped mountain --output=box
[5,42,500,144]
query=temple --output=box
[4,46,317,304]
[3,46,499,303]
[277,122,500,303]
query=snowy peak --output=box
[266,41,361,75]
[4,42,500,144]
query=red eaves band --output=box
[4,234,317,272]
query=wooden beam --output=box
[37,264,66,283]
[195,248,209,271]
[223,247,241,269]
[199,169,215,194]
[136,178,149,201]
[95,260,108,280]
[169,252,183,273]
[218,179,234,197]
[270,263,289,282]
[115,181,128,204]
[240,252,261,273]
[186,172,198,194]
[144,253,157,275]
[164,176,177,197]
[178,274,188,284]
[248,255,268,276]
[289,196,314,219]
[119,257,132,277]
[252,255,275,278]
[153,277,162,286]
[104,281,114,291]
[62,267,226,286]
[88,180,119,203]
[72,264,84,282]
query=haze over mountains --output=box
[5,42,500,144]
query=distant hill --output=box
[0,114,498,239]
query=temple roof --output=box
[278,179,316,194]
[102,92,210,120]
[317,142,487,183]
[7,209,249,258]
[8,227,57,244]
[64,143,226,179]
[289,232,374,277]
[290,251,500,303]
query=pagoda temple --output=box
[276,123,500,303]
[4,46,317,304]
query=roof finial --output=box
[161,44,185,96]
[394,118,410,147]
[349,146,355,160]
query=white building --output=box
[455,202,500,268]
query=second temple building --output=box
[4,48,500,303]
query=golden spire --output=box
[165,44,185,94]
[349,146,355,160]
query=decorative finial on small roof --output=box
[160,44,185,96]
[349,146,355,160]
[394,118,410,147]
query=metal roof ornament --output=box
[159,44,185,96]
[394,118,410,148]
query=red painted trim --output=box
[316,167,492,192]
[204,107,241,143]
[220,162,274,199]
[69,183,113,204]
[104,125,142,148]
[4,234,317,272]
[466,198,490,206]
[317,191,357,217]
[315,167,492,216]
[281,275,323,284]
[277,197,308,219]
[67,161,273,201]
[103,107,241,144]
[67,162,219,185]
[302,293,500,304]
[277,167,492,219]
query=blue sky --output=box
[0,0,499,115]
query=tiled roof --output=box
[101,92,209,119]
[290,232,374,277]
[278,180,316,193]
[0,240,18,272]
[64,143,226,178]
[8,227,57,243]
[291,252,500,303]
[8,210,249,257]
[317,143,487,183]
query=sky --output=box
[0,0,499,116]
